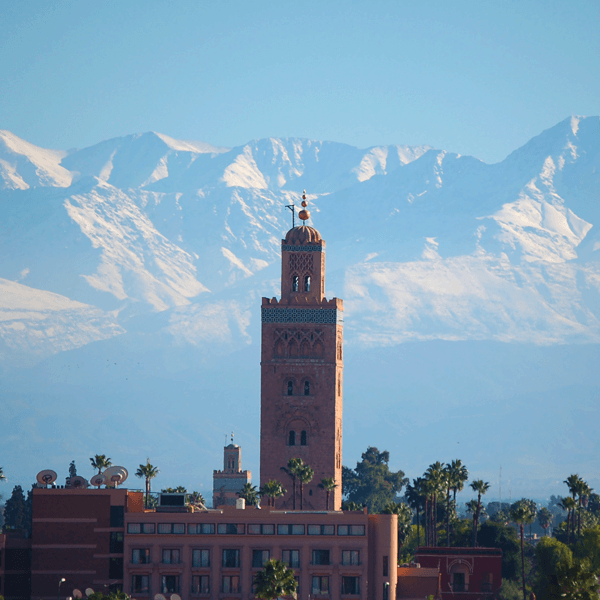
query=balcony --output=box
[453,583,468,592]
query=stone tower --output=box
[260,224,344,510]
[212,437,251,508]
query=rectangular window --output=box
[338,525,366,536]
[383,556,389,577]
[162,549,180,564]
[222,549,241,568]
[158,523,173,534]
[132,575,149,593]
[308,524,335,535]
[188,523,215,535]
[282,549,300,568]
[292,524,305,535]
[222,575,240,593]
[248,523,276,535]
[342,576,360,595]
[173,523,185,534]
[252,549,270,568]
[192,549,210,568]
[342,550,360,565]
[218,523,245,535]
[132,548,151,564]
[109,531,124,553]
[161,575,180,594]
[109,557,123,579]
[312,549,330,565]
[110,506,124,528]
[312,576,329,595]
[191,575,210,595]
[128,523,141,534]
[143,523,155,534]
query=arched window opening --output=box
[287,381,293,395]
[292,276,299,292]
[300,430,307,446]
[289,430,296,446]
[304,276,311,292]
[304,381,310,396]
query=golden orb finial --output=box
[299,189,310,221]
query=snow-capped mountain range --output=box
[1,117,599,498]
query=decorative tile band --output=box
[261,307,342,325]
[281,244,323,252]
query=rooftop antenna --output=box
[224,433,228,445]
[499,466,502,509]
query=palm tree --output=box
[237,483,259,506]
[449,459,469,504]
[281,458,303,510]
[510,499,537,600]
[382,501,413,551]
[135,459,159,508]
[405,478,426,548]
[90,454,112,474]
[574,479,592,537]
[425,462,446,546]
[253,558,298,599]
[260,480,286,508]
[319,477,337,511]
[343,501,362,511]
[537,507,553,536]
[470,479,490,546]
[187,491,205,508]
[298,464,314,510]
[558,496,577,544]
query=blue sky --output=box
[1,0,599,163]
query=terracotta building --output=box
[415,547,502,600]
[30,487,144,599]
[396,564,441,600]
[122,501,397,599]
[213,439,251,508]
[260,224,344,511]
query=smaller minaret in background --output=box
[212,432,251,507]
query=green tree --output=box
[510,499,537,600]
[342,501,362,511]
[186,491,205,508]
[478,520,521,580]
[281,458,303,510]
[574,479,593,537]
[470,479,491,546]
[383,501,414,554]
[69,461,77,479]
[0,466,5,482]
[162,486,186,493]
[253,558,298,599]
[405,478,426,548]
[90,454,112,474]
[3,485,26,531]
[425,461,446,547]
[319,477,337,511]
[538,507,553,536]
[444,461,467,546]
[298,463,314,510]
[573,525,600,573]
[558,497,577,545]
[135,459,159,508]
[237,483,259,506]
[260,480,286,508]
[342,447,408,514]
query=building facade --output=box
[0,531,31,600]
[260,225,344,511]
[415,547,502,600]
[122,502,397,600]
[30,487,144,600]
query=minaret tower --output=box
[260,194,343,510]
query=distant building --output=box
[212,439,251,508]
[397,563,441,600]
[415,547,502,600]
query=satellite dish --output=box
[171,595,182,600]
[154,594,167,600]
[36,469,57,487]
[90,474,106,488]
[73,590,83,599]
[85,589,95,597]
[70,476,89,489]
[102,466,128,487]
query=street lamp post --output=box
[58,578,66,600]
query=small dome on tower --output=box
[284,225,322,245]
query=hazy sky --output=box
[1,1,599,162]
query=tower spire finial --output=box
[298,190,310,223]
